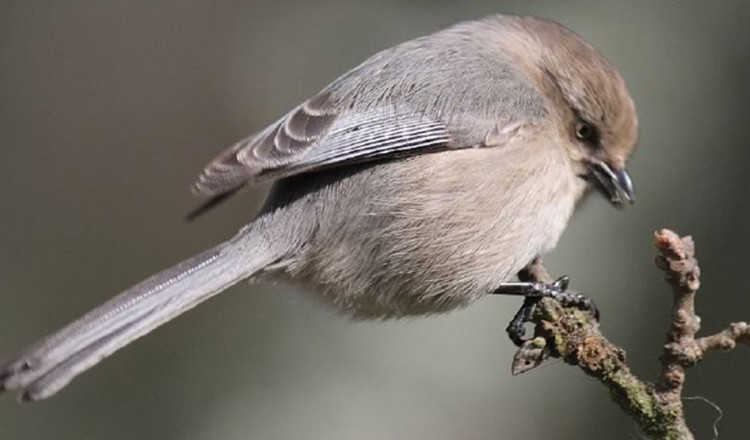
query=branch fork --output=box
[513,229,749,440]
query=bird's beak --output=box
[589,159,635,206]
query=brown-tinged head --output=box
[503,15,639,206]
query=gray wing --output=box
[193,91,453,197]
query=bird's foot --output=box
[492,276,599,346]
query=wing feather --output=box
[194,91,452,197]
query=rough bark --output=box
[513,229,749,440]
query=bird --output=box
[0,14,638,401]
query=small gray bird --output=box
[0,14,637,401]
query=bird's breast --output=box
[269,145,581,318]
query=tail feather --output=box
[0,231,269,401]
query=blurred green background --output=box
[1,1,749,439]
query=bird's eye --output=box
[575,122,595,141]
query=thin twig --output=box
[513,229,748,440]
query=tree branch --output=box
[513,229,749,440]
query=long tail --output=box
[0,230,271,401]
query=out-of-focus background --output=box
[1,1,749,439]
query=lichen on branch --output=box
[512,229,749,440]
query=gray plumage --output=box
[194,15,548,193]
[0,14,639,401]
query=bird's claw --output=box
[502,276,599,346]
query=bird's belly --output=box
[268,150,581,319]
[295,209,551,319]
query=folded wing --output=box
[193,91,453,197]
